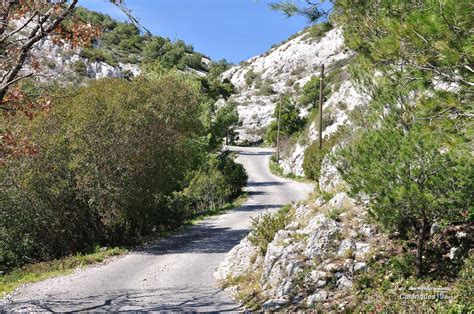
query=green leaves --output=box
[0,74,207,266]
[340,123,473,235]
[336,0,473,89]
[265,96,305,145]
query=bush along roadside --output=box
[0,73,247,279]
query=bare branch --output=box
[0,0,79,103]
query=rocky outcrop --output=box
[31,38,140,82]
[215,238,262,281]
[222,27,355,144]
[3,18,141,84]
[215,191,384,310]
[279,77,370,177]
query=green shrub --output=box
[302,141,330,181]
[450,252,474,312]
[79,47,117,66]
[303,128,346,181]
[290,66,305,77]
[181,167,230,213]
[340,125,472,276]
[249,205,291,255]
[328,207,345,221]
[0,74,205,267]
[74,7,206,72]
[265,96,305,145]
[302,22,333,42]
[257,80,276,96]
[171,151,247,217]
[299,72,336,108]
[209,102,240,147]
[71,60,87,77]
[244,69,260,87]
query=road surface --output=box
[1,146,313,312]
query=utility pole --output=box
[276,99,282,163]
[318,64,325,150]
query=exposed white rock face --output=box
[353,262,367,272]
[328,192,354,210]
[337,275,353,289]
[222,27,354,143]
[86,61,124,79]
[280,142,306,177]
[216,191,381,310]
[318,155,346,193]
[280,78,369,177]
[303,214,339,258]
[261,230,305,298]
[306,290,328,306]
[338,239,356,257]
[214,237,261,282]
[15,37,140,84]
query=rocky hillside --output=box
[214,25,378,310]
[31,38,141,82]
[215,15,472,311]
[17,7,213,85]
[222,25,356,145]
[221,23,370,180]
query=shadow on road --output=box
[233,150,273,156]
[136,203,284,256]
[247,190,267,196]
[7,286,241,312]
[247,181,286,187]
[139,223,249,256]
[233,204,283,213]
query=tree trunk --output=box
[415,219,429,277]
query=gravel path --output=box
[1,146,313,312]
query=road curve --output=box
[1,146,313,312]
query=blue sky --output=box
[79,0,326,64]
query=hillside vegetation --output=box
[0,8,244,272]
[217,0,473,311]
[74,7,208,71]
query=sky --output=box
[78,0,327,64]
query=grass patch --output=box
[269,158,311,183]
[223,268,264,310]
[0,246,127,296]
[352,249,474,312]
[327,207,346,222]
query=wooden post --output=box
[318,64,325,150]
[276,99,282,163]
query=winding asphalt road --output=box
[1,146,313,312]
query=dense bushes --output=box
[265,96,305,145]
[74,7,208,71]
[302,22,333,41]
[172,151,247,216]
[0,74,246,269]
[302,129,346,181]
[302,142,330,181]
[210,103,240,146]
[333,0,473,278]
[340,123,472,276]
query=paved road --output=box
[1,146,313,312]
